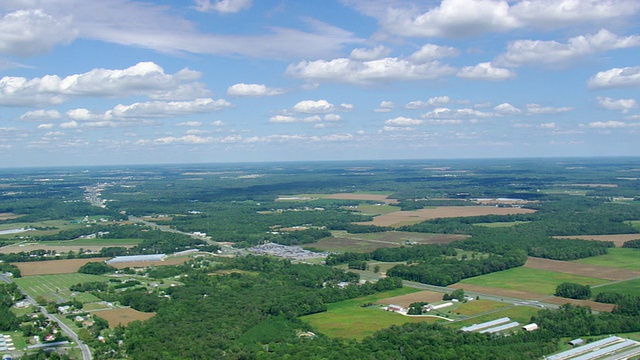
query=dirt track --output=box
[524,257,640,281]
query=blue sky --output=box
[1,0,639,167]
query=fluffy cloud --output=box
[526,104,573,114]
[496,29,640,67]
[375,101,394,112]
[112,98,232,118]
[408,44,459,63]
[227,83,284,97]
[385,117,423,126]
[20,109,62,121]
[597,96,638,112]
[586,120,632,128]
[292,100,334,113]
[0,9,77,56]
[422,107,492,118]
[194,0,252,13]
[348,0,640,38]
[287,57,456,85]
[176,121,203,127]
[588,67,640,89]
[494,103,521,114]
[350,45,391,60]
[406,96,451,109]
[0,62,206,106]
[457,62,515,81]
[269,115,298,123]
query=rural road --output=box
[0,274,92,360]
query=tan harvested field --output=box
[0,243,135,254]
[95,308,155,327]
[0,212,20,220]
[325,193,399,204]
[108,257,189,269]
[375,290,445,307]
[543,297,615,312]
[358,206,536,227]
[525,257,640,281]
[13,258,110,276]
[449,283,543,300]
[554,234,640,247]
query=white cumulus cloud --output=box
[349,45,391,61]
[194,0,252,13]
[227,83,283,97]
[526,104,573,114]
[496,29,640,67]
[457,62,515,80]
[588,67,640,89]
[494,103,521,115]
[596,96,638,112]
[0,9,77,56]
[292,100,334,114]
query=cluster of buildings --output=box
[247,243,330,260]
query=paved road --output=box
[0,274,92,360]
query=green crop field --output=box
[592,278,640,297]
[14,273,109,301]
[301,287,443,340]
[354,204,401,215]
[458,267,610,295]
[573,248,640,270]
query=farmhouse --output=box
[386,304,405,313]
[106,254,166,264]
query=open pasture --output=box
[301,287,441,340]
[554,234,640,247]
[357,206,536,227]
[95,308,155,327]
[592,278,640,297]
[353,203,401,216]
[1,238,139,255]
[305,230,468,253]
[525,257,640,281]
[325,193,399,204]
[453,299,511,316]
[572,248,640,271]
[14,273,108,301]
[13,258,110,276]
[108,256,190,269]
[455,267,610,296]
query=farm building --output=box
[106,254,166,264]
[522,323,539,332]
[569,339,585,346]
[386,304,405,313]
[424,302,453,312]
[546,336,640,360]
[479,321,520,334]
[461,317,512,332]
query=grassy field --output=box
[301,287,443,340]
[628,220,640,231]
[458,267,610,295]
[573,248,640,271]
[305,230,467,253]
[592,278,640,297]
[14,273,109,302]
[453,299,511,316]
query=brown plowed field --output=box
[524,257,640,281]
[0,243,135,254]
[13,258,110,276]
[449,283,544,300]
[542,297,615,312]
[375,290,445,307]
[554,234,640,247]
[0,213,20,220]
[358,206,536,227]
[95,308,155,327]
[325,193,399,204]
